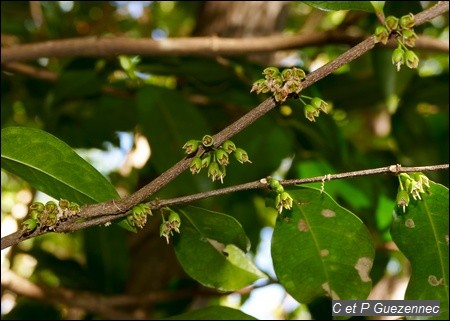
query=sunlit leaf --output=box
[391,182,449,320]
[272,187,375,303]
[1,127,117,204]
[1,126,135,232]
[174,206,267,291]
[2,126,133,293]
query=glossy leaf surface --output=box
[272,187,375,303]
[391,182,449,320]
[174,206,267,291]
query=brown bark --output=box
[192,1,292,65]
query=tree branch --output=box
[2,62,133,98]
[1,164,447,250]
[1,1,448,64]
[1,2,448,250]
[1,269,137,320]
[1,269,266,319]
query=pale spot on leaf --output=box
[445,235,449,246]
[298,219,309,232]
[320,249,329,257]
[355,257,373,282]
[428,275,444,286]
[207,238,226,253]
[405,218,415,228]
[322,282,340,300]
[321,209,335,218]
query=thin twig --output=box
[1,62,133,98]
[1,2,448,65]
[1,164,447,250]
[1,270,137,320]
[2,269,265,319]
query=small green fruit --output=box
[402,29,417,47]
[392,47,405,71]
[22,218,38,232]
[222,140,236,154]
[404,50,419,69]
[202,135,214,148]
[396,189,410,213]
[385,16,399,32]
[30,202,45,212]
[215,148,229,166]
[263,67,280,78]
[182,139,200,155]
[59,199,70,210]
[374,26,389,44]
[399,13,415,29]
[234,148,252,164]
[190,156,203,174]
[304,104,319,122]
[45,201,58,213]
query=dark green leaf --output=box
[137,86,210,173]
[1,127,133,293]
[272,187,375,303]
[83,225,130,294]
[1,127,118,204]
[54,70,101,102]
[297,160,371,210]
[302,1,375,12]
[174,206,267,291]
[391,182,449,320]
[0,126,135,232]
[164,306,256,320]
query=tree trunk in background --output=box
[192,1,292,65]
[125,1,293,307]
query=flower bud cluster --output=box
[127,203,152,229]
[250,67,306,103]
[396,172,431,213]
[21,199,81,234]
[183,136,251,183]
[266,177,293,214]
[159,208,181,244]
[374,13,419,71]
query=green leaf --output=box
[83,225,130,294]
[164,306,257,320]
[302,1,375,12]
[272,187,375,303]
[174,206,267,291]
[0,126,135,232]
[1,127,118,204]
[54,70,101,102]
[391,182,449,320]
[297,160,371,210]
[137,86,210,173]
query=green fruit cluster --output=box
[127,203,152,229]
[267,177,293,214]
[251,66,306,103]
[374,13,419,71]
[159,208,181,244]
[21,199,81,234]
[183,136,251,183]
[396,172,431,213]
[251,67,329,122]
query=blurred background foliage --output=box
[1,1,448,319]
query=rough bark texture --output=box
[192,1,292,65]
